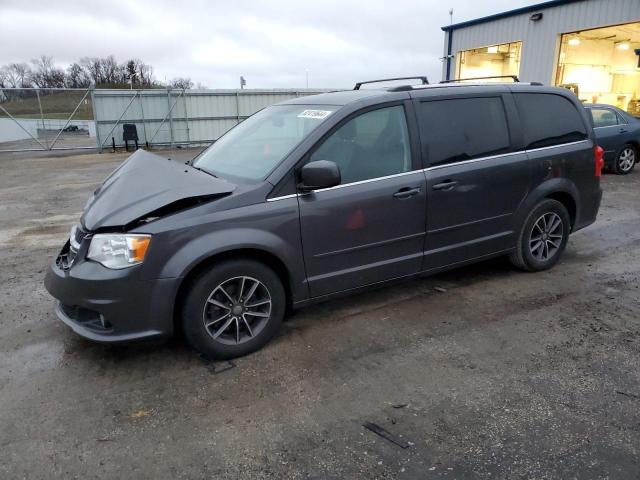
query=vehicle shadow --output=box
[64,255,516,365]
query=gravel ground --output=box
[0,149,639,479]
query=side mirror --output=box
[299,160,341,191]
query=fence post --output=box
[91,87,102,153]
[35,89,47,149]
[183,90,190,144]
[138,90,148,148]
[167,88,174,148]
[235,91,241,124]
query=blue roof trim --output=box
[441,0,584,31]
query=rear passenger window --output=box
[589,108,619,128]
[416,97,511,167]
[514,93,587,149]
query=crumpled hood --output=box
[81,149,235,230]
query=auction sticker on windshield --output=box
[297,109,333,120]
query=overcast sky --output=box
[0,0,535,88]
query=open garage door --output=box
[556,22,640,115]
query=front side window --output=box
[309,105,411,184]
[194,104,339,181]
[416,97,511,166]
[589,108,619,128]
[514,93,588,149]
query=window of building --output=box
[310,105,411,184]
[556,22,640,115]
[456,41,522,81]
[416,97,511,166]
[514,93,588,149]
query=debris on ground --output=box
[616,390,640,400]
[130,409,151,418]
[363,422,410,449]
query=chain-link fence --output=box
[0,87,330,153]
[0,88,94,152]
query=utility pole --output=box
[449,8,454,25]
[305,69,309,88]
[240,76,246,89]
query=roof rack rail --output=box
[439,75,520,84]
[354,76,428,90]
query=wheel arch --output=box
[172,248,294,337]
[545,191,577,229]
[514,179,580,234]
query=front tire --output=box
[509,199,570,272]
[182,259,285,359]
[612,144,636,175]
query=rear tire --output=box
[612,144,636,175]
[181,259,285,360]
[509,199,570,272]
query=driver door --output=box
[297,103,426,298]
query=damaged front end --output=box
[45,149,234,342]
[55,149,235,272]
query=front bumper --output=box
[44,247,180,343]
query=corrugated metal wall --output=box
[442,0,640,83]
[92,88,330,149]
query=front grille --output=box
[56,224,89,271]
[74,226,86,244]
[55,244,77,270]
[70,224,88,251]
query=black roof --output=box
[279,83,570,107]
[442,0,583,32]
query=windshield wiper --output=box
[191,165,218,178]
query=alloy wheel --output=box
[202,276,272,345]
[618,147,635,173]
[529,212,563,261]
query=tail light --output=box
[595,145,604,178]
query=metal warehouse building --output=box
[441,0,640,115]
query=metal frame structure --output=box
[1,87,330,154]
[0,87,95,152]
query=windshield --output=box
[193,104,339,181]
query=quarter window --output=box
[416,97,511,167]
[589,108,619,128]
[309,105,411,184]
[514,93,588,149]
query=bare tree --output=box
[66,63,91,88]
[1,55,164,90]
[1,62,32,88]
[169,77,193,89]
[79,57,103,85]
[137,61,154,87]
[30,55,66,88]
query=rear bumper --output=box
[44,254,180,343]
[574,187,602,232]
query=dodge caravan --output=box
[45,79,603,359]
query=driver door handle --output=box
[393,186,421,199]
[433,180,458,191]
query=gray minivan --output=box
[45,79,604,359]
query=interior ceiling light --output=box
[568,37,581,46]
[487,45,499,54]
[616,41,630,50]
